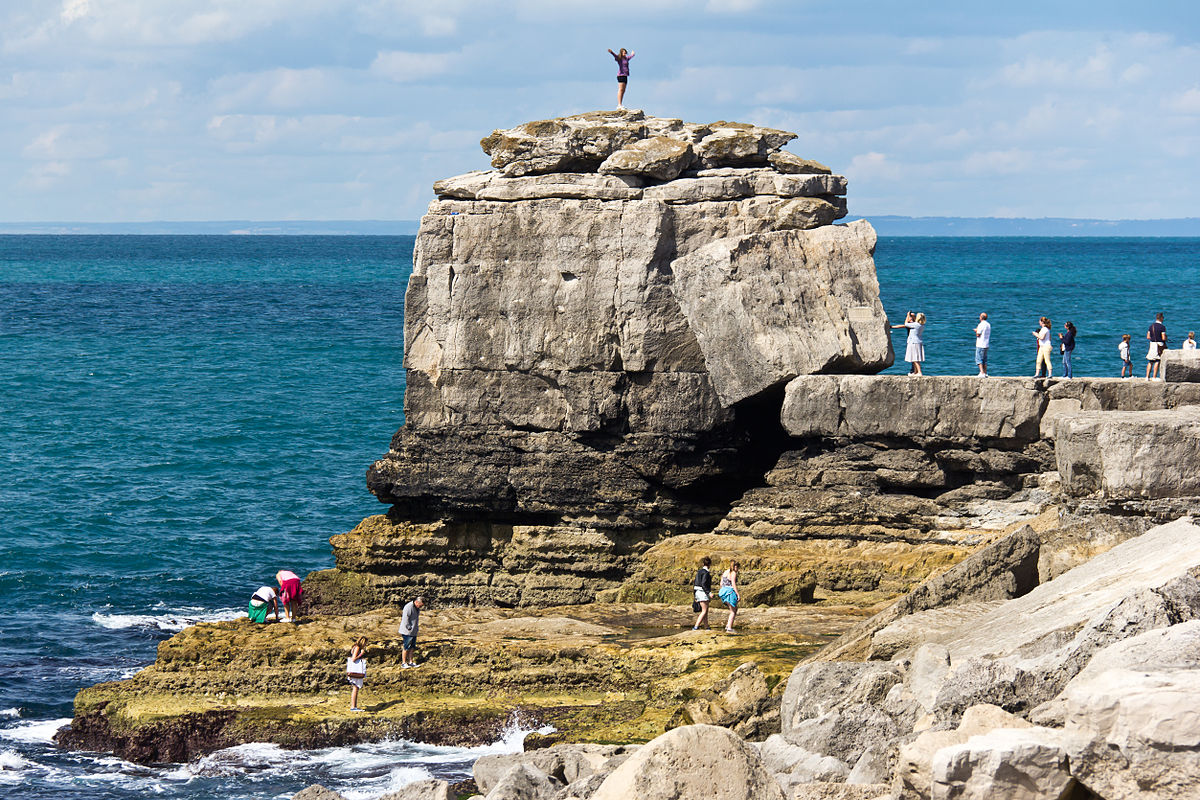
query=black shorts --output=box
[617,75,628,83]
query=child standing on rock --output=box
[347,637,367,712]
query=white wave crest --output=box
[91,606,242,632]
[0,719,71,744]
[0,709,19,718]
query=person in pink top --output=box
[276,569,303,623]
[607,47,635,109]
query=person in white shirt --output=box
[346,637,367,712]
[1185,332,1197,351]
[1119,334,1132,378]
[973,312,991,377]
[1032,316,1053,378]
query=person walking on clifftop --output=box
[608,48,634,109]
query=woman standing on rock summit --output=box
[608,47,634,109]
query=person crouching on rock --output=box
[693,557,712,630]
[719,562,740,633]
[399,596,424,668]
[347,637,367,712]
[276,569,303,623]
[247,585,279,623]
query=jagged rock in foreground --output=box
[776,517,1200,799]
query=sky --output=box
[3,0,1200,222]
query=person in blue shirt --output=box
[1059,322,1077,379]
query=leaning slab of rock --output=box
[769,151,832,174]
[1055,406,1200,498]
[928,517,1200,718]
[590,724,785,800]
[671,222,891,405]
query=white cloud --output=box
[1166,87,1200,114]
[370,50,458,82]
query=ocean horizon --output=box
[2,233,1199,799]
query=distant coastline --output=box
[0,220,420,235]
[3,217,1200,236]
[866,215,1200,237]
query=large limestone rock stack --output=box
[310,109,893,610]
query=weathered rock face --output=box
[775,517,1200,800]
[1163,349,1200,382]
[310,111,893,610]
[1056,406,1200,498]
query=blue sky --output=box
[3,0,1199,222]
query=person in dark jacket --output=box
[693,556,712,630]
[1059,322,1077,379]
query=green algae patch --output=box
[61,602,864,763]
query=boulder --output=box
[759,734,851,782]
[930,727,1073,800]
[483,763,559,800]
[378,779,454,800]
[292,787,346,800]
[1055,406,1200,498]
[739,572,817,607]
[481,110,647,176]
[474,744,633,794]
[590,724,785,800]
[670,662,771,731]
[598,136,694,181]
[1062,668,1200,799]
[693,122,796,167]
[894,704,1031,800]
[782,661,906,764]
[1163,349,1200,382]
[670,222,892,405]
[769,151,832,174]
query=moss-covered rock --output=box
[58,603,869,763]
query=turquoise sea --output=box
[2,233,1199,799]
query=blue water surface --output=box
[1,233,1199,799]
